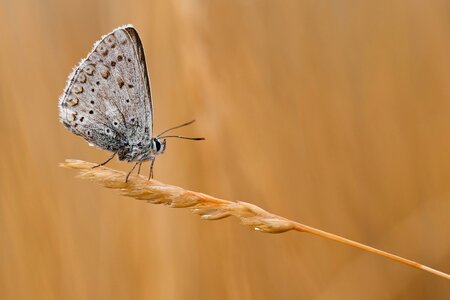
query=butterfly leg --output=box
[92,152,116,168]
[125,162,140,183]
[137,162,143,175]
[148,158,155,180]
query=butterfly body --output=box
[117,137,166,162]
[59,25,160,161]
[60,25,202,180]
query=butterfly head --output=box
[151,137,166,156]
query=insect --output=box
[59,25,204,182]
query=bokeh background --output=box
[1,0,449,299]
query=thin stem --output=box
[292,223,449,280]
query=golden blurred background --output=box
[1,0,449,299]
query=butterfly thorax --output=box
[117,138,166,162]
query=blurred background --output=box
[0,0,449,299]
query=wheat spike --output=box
[60,159,450,281]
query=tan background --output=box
[0,0,449,299]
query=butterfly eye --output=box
[154,140,161,152]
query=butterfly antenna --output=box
[158,135,205,141]
[157,120,196,137]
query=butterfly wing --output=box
[59,25,153,152]
[122,26,153,135]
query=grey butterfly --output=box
[59,25,204,181]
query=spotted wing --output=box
[59,25,153,151]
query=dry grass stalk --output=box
[61,159,449,281]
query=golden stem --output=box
[60,159,450,281]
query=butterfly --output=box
[59,25,204,182]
